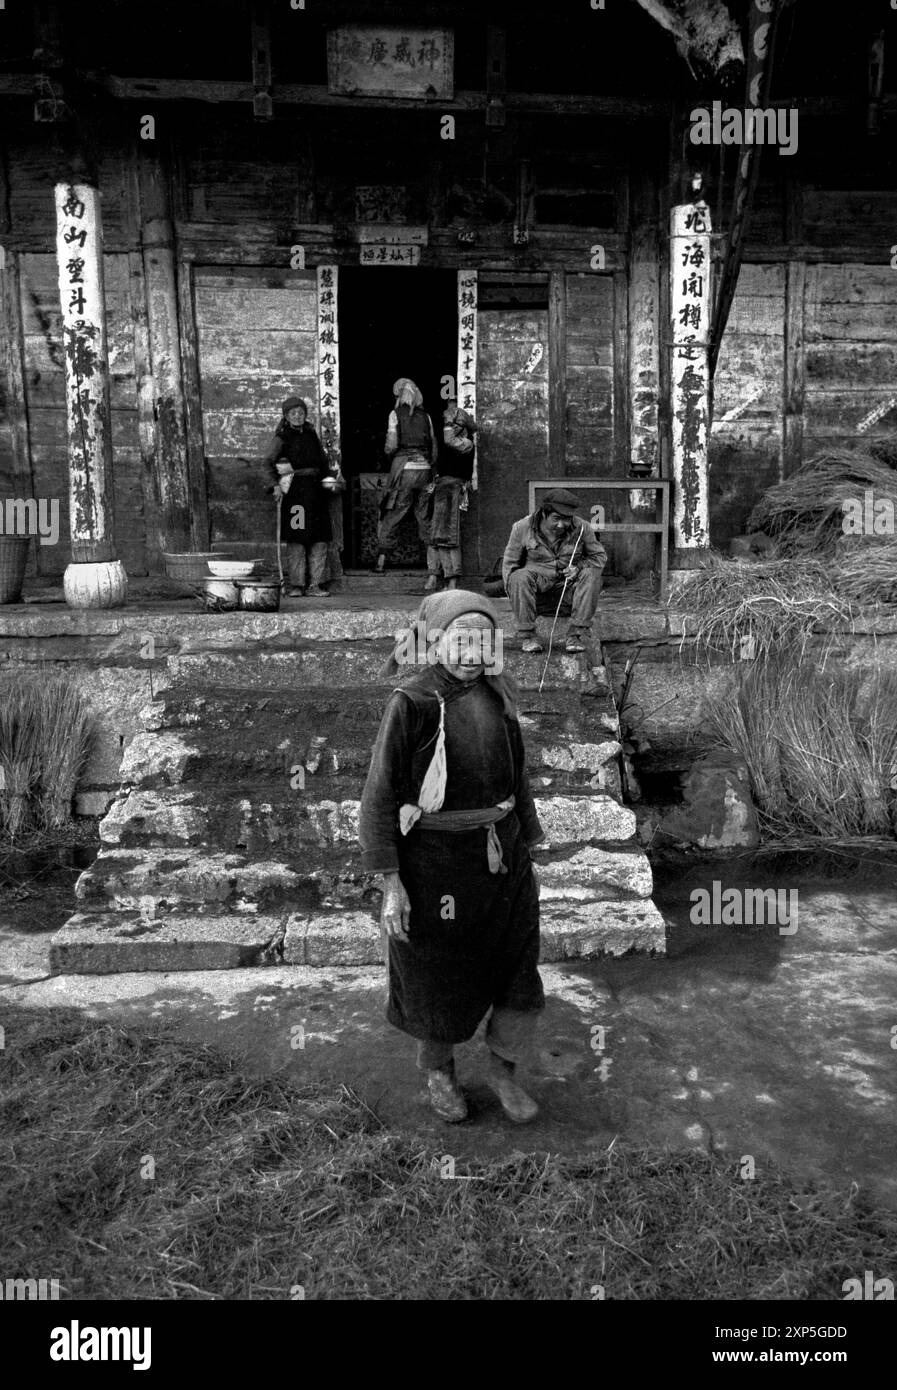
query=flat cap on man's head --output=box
[541,488,582,516]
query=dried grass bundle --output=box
[705,651,897,840]
[680,554,854,663]
[36,678,94,829]
[747,449,897,557]
[831,536,897,605]
[0,674,43,837]
[0,673,94,838]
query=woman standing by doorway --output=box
[372,378,438,575]
[260,397,337,597]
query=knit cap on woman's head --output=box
[416,588,498,633]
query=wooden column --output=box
[137,153,193,552]
[783,260,806,479]
[612,270,629,473]
[54,180,127,606]
[250,1,274,120]
[175,258,210,549]
[0,253,35,501]
[628,174,661,485]
[548,270,566,475]
[129,249,162,573]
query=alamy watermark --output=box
[841,490,895,536]
[394,621,504,674]
[0,498,60,545]
[689,102,798,157]
[690,882,798,935]
[0,1276,61,1299]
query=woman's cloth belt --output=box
[400,459,431,471]
[399,795,515,874]
[288,468,321,477]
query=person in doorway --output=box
[373,378,438,574]
[359,589,546,1125]
[260,397,336,597]
[502,488,607,653]
[423,399,477,594]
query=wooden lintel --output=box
[2,73,890,120]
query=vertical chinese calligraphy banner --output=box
[457,270,477,490]
[669,200,711,555]
[316,265,340,469]
[327,27,454,100]
[54,182,117,564]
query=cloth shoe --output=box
[305,585,330,597]
[565,633,586,653]
[287,586,305,597]
[486,1056,539,1123]
[422,573,441,594]
[520,635,544,654]
[427,1064,468,1123]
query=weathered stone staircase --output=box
[49,605,666,973]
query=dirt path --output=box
[2,850,895,1206]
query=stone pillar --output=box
[54,180,127,607]
[669,198,712,564]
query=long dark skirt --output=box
[281,473,332,546]
[385,809,544,1044]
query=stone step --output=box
[50,891,666,975]
[76,832,648,915]
[120,720,624,797]
[96,786,637,860]
[162,644,615,701]
[147,682,618,752]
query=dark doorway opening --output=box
[339,267,457,567]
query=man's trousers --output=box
[376,468,433,555]
[506,562,603,636]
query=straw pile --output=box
[747,448,897,557]
[680,554,854,663]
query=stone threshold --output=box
[0,591,686,643]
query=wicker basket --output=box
[162,551,228,583]
[0,536,31,603]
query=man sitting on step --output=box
[502,488,607,654]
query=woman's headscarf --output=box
[281,396,307,418]
[393,378,423,412]
[381,588,519,719]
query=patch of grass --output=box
[1,1008,894,1301]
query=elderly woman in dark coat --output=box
[359,589,546,1124]
[260,396,336,596]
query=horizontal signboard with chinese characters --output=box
[328,27,454,99]
[359,244,421,266]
